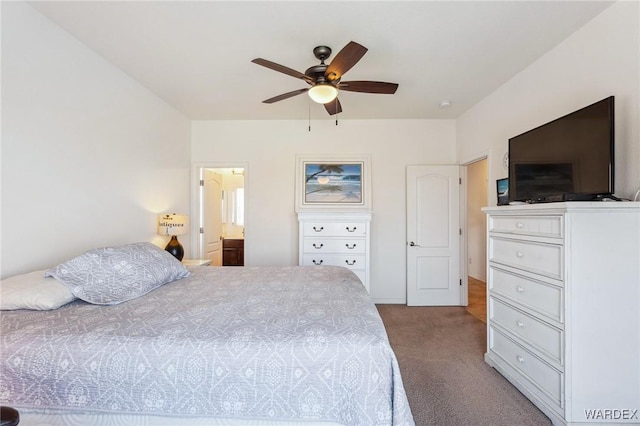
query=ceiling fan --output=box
[251,41,399,115]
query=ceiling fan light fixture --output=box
[308,84,338,104]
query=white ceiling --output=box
[30,1,613,120]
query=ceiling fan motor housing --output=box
[305,64,333,85]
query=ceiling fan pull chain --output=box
[335,98,339,126]
[308,102,311,132]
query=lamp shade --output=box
[158,214,189,236]
[308,84,338,104]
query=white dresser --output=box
[298,212,371,293]
[483,203,640,425]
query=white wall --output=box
[457,1,640,205]
[1,3,191,278]
[192,119,456,302]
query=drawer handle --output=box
[313,226,324,232]
[516,286,525,293]
[516,251,524,258]
[312,243,324,249]
[516,355,525,364]
[516,320,524,328]
[345,243,357,249]
[346,226,357,232]
[345,260,357,266]
[516,222,524,229]
[312,259,323,265]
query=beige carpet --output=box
[376,305,552,426]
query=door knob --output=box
[409,241,421,247]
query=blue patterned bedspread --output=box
[0,266,414,425]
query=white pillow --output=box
[45,242,191,305]
[0,270,76,310]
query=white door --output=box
[202,169,223,266]
[407,165,461,306]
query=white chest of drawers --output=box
[298,212,371,293]
[483,203,640,425]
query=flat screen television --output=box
[508,96,614,203]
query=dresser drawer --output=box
[302,238,366,254]
[489,215,563,239]
[489,326,563,409]
[303,222,366,237]
[489,267,563,323]
[489,237,563,280]
[302,254,366,271]
[490,297,563,365]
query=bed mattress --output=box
[0,265,413,425]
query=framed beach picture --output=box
[497,177,509,205]
[295,154,372,211]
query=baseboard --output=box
[468,274,485,282]
[372,298,406,304]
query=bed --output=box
[0,243,414,426]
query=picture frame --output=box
[295,154,372,212]
[497,178,509,205]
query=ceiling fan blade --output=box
[338,81,399,94]
[324,98,343,115]
[324,41,368,82]
[252,58,312,83]
[262,88,309,104]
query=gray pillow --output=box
[45,242,191,305]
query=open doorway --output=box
[197,167,245,266]
[465,158,487,322]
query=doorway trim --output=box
[191,161,249,264]
[459,150,491,306]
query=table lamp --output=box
[158,213,188,260]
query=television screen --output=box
[508,96,614,202]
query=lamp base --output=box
[165,235,184,261]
